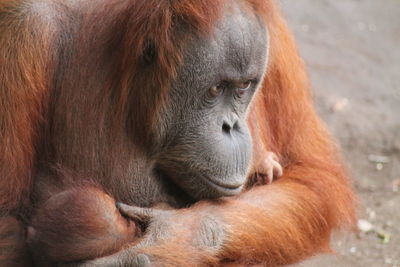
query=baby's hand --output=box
[252,152,283,185]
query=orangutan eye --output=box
[208,83,225,98]
[236,80,252,97]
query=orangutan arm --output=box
[74,160,354,267]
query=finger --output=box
[266,165,274,184]
[71,249,136,267]
[66,243,153,267]
[273,161,283,177]
[132,254,152,267]
[270,152,279,161]
[117,203,155,222]
[61,256,118,267]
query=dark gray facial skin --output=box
[155,2,269,200]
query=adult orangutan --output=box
[0,0,356,266]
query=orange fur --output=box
[28,187,138,263]
[0,1,57,212]
[0,0,355,266]
[122,1,356,265]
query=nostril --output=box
[222,121,231,134]
[232,121,239,131]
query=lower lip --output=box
[201,176,244,195]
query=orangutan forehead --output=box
[71,0,272,110]
[174,1,268,84]
[216,2,268,76]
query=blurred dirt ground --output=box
[280,0,400,266]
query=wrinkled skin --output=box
[154,3,269,200]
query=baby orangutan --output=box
[28,153,282,264]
